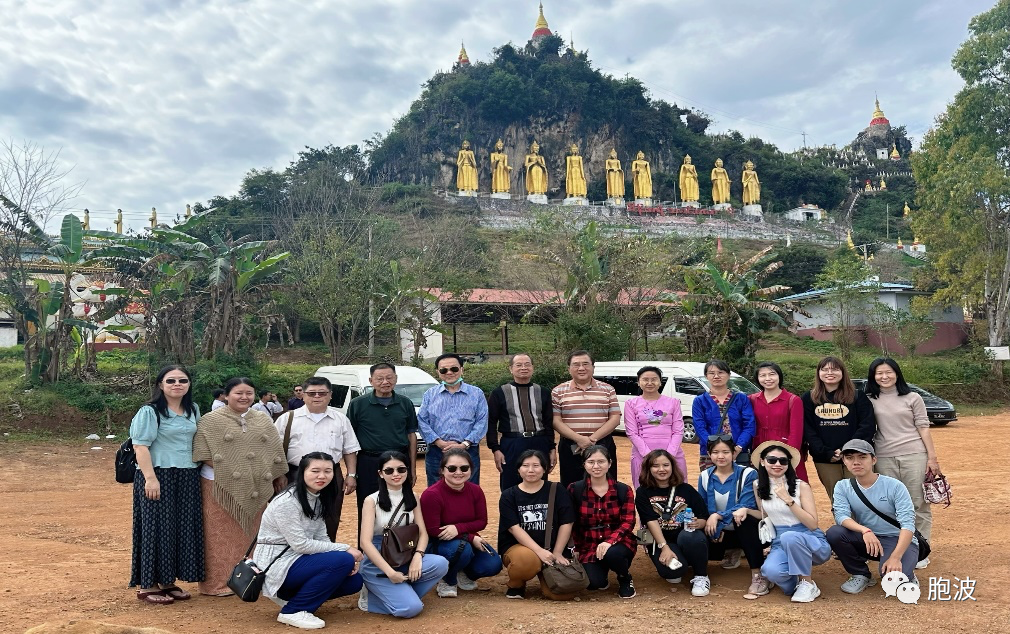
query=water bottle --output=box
[682,508,696,532]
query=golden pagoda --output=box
[870,98,890,127]
[847,231,855,250]
[531,2,551,42]
[890,143,900,160]
[897,237,904,250]
[456,41,470,66]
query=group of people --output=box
[128,350,943,629]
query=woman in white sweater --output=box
[254,452,363,630]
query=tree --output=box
[815,252,876,362]
[910,1,1010,369]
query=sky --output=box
[0,0,996,232]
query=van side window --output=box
[331,384,349,408]
[674,378,706,396]
[349,389,361,401]
[595,375,668,396]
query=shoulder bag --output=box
[228,536,290,602]
[380,497,420,568]
[116,407,161,484]
[922,469,953,508]
[849,478,930,562]
[540,482,590,594]
[755,483,776,543]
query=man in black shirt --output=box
[487,353,556,491]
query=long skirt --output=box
[130,467,204,588]
[198,477,263,596]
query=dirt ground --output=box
[2,414,1008,634]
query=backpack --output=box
[699,465,755,503]
[571,479,630,507]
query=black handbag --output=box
[849,478,931,562]
[115,438,137,484]
[540,482,590,594]
[228,536,289,602]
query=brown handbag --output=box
[540,482,590,594]
[380,498,420,568]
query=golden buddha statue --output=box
[525,141,548,195]
[82,208,91,230]
[741,160,760,205]
[632,151,652,200]
[903,201,910,217]
[490,139,511,194]
[679,155,699,202]
[149,207,157,228]
[605,149,625,199]
[456,140,478,193]
[711,158,730,204]
[115,209,123,234]
[565,143,587,198]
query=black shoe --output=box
[618,576,636,599]
[505,586,526,600]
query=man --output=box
[552,350,620,486]
[486,353,556,491]
[275,376,360,541]
[347,363,419,520]
[826,439,919,594]
[417,353,488,487]
[287,386,305,411]
[252,391,283,418]
[210,388,227,411]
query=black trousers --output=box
[287,463,343,542]
[707,515,764,570]
[558,435,617,487]
[498,435,554,491]
[584,543,635,589]
[646,528,709,579]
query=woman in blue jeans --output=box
[255,452,363,630]
[419,448,503,597]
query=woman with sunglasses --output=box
[419,448,503,598]
[130,365,203,605]
[750,442,831,602]
[255,452,363,629]
[693,359,756,471]
[624,366,687,490]
[749,361,807,482]
[802,356,876,503]
[358,451,448,618]
[697,435,767,598]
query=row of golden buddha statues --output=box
[456,140,761,206]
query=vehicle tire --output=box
[930,421,950,427]
[683,418,698,444]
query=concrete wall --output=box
[796,321,968,355]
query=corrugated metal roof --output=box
[778,281,917,303]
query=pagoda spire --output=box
[869,95,890,126]
[456,41,470,66]
[531,2,551,41]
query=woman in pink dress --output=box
[748,362,807,482]
[624,366,686,489]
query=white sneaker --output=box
[915,557,930,570]
[457,571,478,591]
[357,585,368,612]
[436,581,458,598]
[840,575,875,594]
[790,580,821,603]
[277,611,325,629]
[690,576,710,597]
[720,548,743,569]
[268,595,289,608]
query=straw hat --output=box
[751,441,802,469]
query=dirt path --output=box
[2,414,1008,634]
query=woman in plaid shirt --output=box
[568,445,638,599]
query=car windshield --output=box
[698,376,760,394]
[364,383,433,407]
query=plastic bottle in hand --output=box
[681,508,696,532]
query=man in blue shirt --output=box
[417,353,489,486]
[826,439,919,594]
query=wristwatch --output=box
[347,473,357,479]
[462,441,472,449]
[657,542,668,549]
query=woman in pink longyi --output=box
[624,366,686,488]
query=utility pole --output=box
[885,203,889,240]
[367,224,375,358]
[801,131,808,149]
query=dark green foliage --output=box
[851,175,917,245]
[764,245,828,294]
[554,305,632,363]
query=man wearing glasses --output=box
[418,353,489,487]
[347,363,419,520]
[486,353,556,491]
[276,376,360,540]
[552,350,621,486]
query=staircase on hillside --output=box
[842,190,861,226]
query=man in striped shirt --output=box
[486,353,556,491]
[552,350,621,486]
[418,353,489,486]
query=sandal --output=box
[137,589,175,605]
[161,585,191,600]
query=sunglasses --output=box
[445,465,471,473]
[438,366,461,374]
[708,434,733,443]
[304,391,330,397]
[764,456,790,466]
[382,466,409,475]
[163,378,190,385]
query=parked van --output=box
[314,365,438,454]
[592,361,759,443]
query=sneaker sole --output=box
[620,592,637,599]
[791,587,821,603]
[840,577,877,594]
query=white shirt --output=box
[211,399,226,411]
[275,405,361,466]
[252,401,283,416]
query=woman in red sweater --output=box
[748,362,807,482]
[419,448,503,598]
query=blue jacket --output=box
[697,464,758,539]
[693,390,757,456]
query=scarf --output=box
[193,406,288,534]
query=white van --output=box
[314,365,439,454]
[592,361,759,443]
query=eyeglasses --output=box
[584,460,608,467]
[445,465,471,473]
[708,434,733,443]
[163,378,189,384]
[294,388,303,392]
[382,466,409,475]
[764,456,790,466]
[304,391,330,397]
[438,366,461,374]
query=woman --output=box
[255,453,363,629]
[420,448,503,598]
[751,442,831,602]
[497,450,577,600]
[802,357,876,502]
[693,359,756,470]
[358,451,448,617]
[192,377,288,596]
[749,362,808,482]
[624,366,686,490]
[130,365,203,605]
[635,450,709,588]
[568,445,637,599]
[866,358,940,568]
[697,436,767,598]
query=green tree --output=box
[815,252,877,362]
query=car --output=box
[852,379,957,426]
[593,361,761,443]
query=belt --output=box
[358,449,408,458]
[500,430,552,438]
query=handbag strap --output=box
[848,478,902,530]
[384,497,408,531]
[543,482,557,550]
[282,411,295,456]
[662,486,677,514]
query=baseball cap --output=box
[841,439,875,455]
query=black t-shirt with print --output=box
[498,481,576,554]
